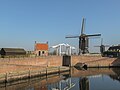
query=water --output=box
[1,68,120,90]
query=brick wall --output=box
[0,55,119,67]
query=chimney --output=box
[34,41,37,51]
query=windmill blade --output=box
[104,45,110,47]
[94,45,110,47]
[101,38,103,45]
[65,35,79,38]
[94,46,100,47]
[85,34,101,37]
[88,37,101,39]
[81,18,85,35]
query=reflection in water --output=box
[48,78,76,90]
[109,68,120,82]
[47,74,76,90]
[1,68,120,90]
[79,77,89,90]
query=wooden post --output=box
[29,70,31,79]
[46,68,47,78]
[40,71,41,80]
[9,56,10,61]
[5,73,8,83]
[58,66,60,75]
[98,64,99,68]
[109,63,111,68]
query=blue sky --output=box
[0,0,120,52]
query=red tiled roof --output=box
[35,43,48,50]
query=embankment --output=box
[71,55,120,67]
[0,55,120,68]
[0,55,120,83]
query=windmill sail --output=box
[81,18,85,35]
[65,35,79,38]
[84,34,101,37]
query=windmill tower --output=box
[66,18,101,54]
[94,38,110,54]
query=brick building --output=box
[34,42,49,56]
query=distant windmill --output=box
[66,18,101,54]
[94,38,110,54]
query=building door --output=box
[39,51,41,56]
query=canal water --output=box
[0,68,120,90]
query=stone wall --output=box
[0,55,119,67]
[71,55,120,67]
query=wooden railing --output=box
[0,66,70,83]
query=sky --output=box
[0,0,120,52]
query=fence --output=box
[0,66,70,83]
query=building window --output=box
[42,51,45,54]
[39,51,41,56]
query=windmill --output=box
[66,18,101,54]
[94,38,110,54]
